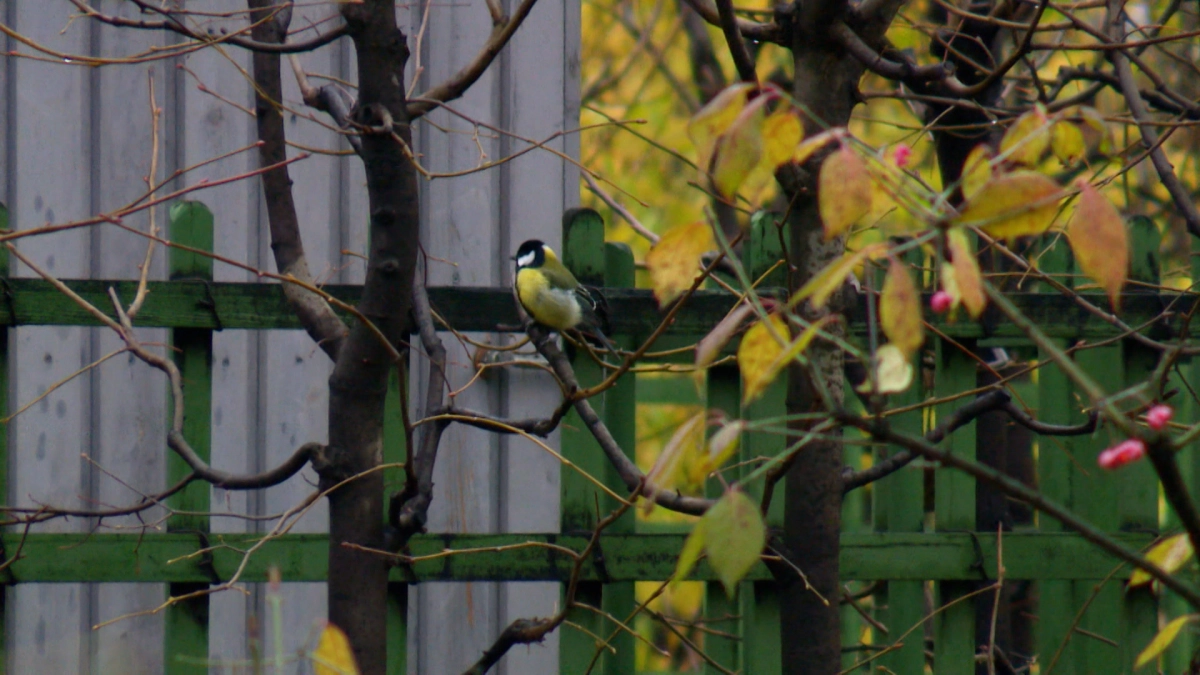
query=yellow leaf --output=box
[711,96,769,199]
[671,518,707,588]
[644,412,707,510]
[794,129,838,165]
[999,104,1051,166]
[880,259,924,357]
[691,420,746,483]
[738,314,788,405]
[694,302,756,389]
[646,222,716,307]
[860,343,913,394]
[1076,106,1114,156]
[688,82,755,171]
[961,144,993,202]
[1129,533,1194,588]
[1135,615,1195,669]
[790,243,886,311]
[819,144,872,240]
[946,229,986,318]
[739,315,833,406]
[956,171,1064,239]
[1050,120,1085,165]
[313,623,360,675]
[1067,180,1128,310]
[760,109,803,170]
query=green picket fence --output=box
[0,199,1189,673]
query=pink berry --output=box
[1146,404,1174,431]
[930,290,953,314]
[893,144,913,168]
[1097,439,1146,470]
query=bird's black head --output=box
[514,239,546,270]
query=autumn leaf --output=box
[313,623,360,675]
[644,411,707,510]
[1135,615,1196,669]
[711,96,769,198]
[1076,106,1114,156]
[694,302,756,389]
[819,144,872,240]
[738,314,789,404]
[704,490,766,597]
[955,170,1064,239]
[961,144,993,202]
[646,221,716,307]
[760,108,803,170]
[946,229,986,318]
[689,419,746,484]
[999,104,1051,166]
[794,129,838,165]
[790,243,886,311]
[860,343,914,394]
[688,82,755,171]
[1129,533,1194,589]
[1050,120,1085,165]
[1067,180,1128,309]
[880,259,924,357]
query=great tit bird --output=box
[513,239,617,352]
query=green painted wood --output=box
[383,365,408,674]
[600,241,636,675]
[741,217,784,675]
[934,340,977,674]
[560,208,619,674]
[165,201,214,674]
[874,382,927,674]
[705,365,742,674]
[0,532,1156,584]
[1036,342,1082,675]
[1119,343,1159,673]
[0,277,1187,341]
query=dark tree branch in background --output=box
[842,390,1099,492]
[679,0,784,44]
[1056,67,1200,120]
[527,324,714,516]
[290,55,363,155]
[406,0,541,119]
[836,412,1200,610]
[1108,1,1200,238]
[715,0,758,83]
[1145,438,1200,563]
[68,0,348,54]
[248,2,348,360]
[832,22,969,95]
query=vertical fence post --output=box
[705,365,742,673]
[383,364,407,674]
[560,208,628,672]
[933,339,976,672]
[740,215,784,675]
[0,201,8,675]
[164,201,215,673]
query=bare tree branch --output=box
[715,0,757,83]
[407,0,541,119]
[678,0,783,44]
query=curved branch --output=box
[678,0,784,44]
[71,0,347,54]
[249,1,349,359]
[527,324,713,516]
[715,0,757,83]
[1108,3,1200,237]
[407,0,541,119]
[833,22,968,95]
[170,431,320,490]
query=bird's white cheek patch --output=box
[516,251,536,267]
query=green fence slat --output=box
[383,365,408,674]
[934,340,976,674]
[164,201,215,673]
[705,366,742,674]
[1119,343,1158,672]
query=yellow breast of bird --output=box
[517,269,582,330]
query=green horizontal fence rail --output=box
[0,199,1193,674]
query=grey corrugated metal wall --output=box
[0,1,578,672]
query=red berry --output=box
[1146,404,1174,431]
[893,144,912,168]
[1097,439,1146,470]
[930,290,953,314]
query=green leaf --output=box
[1129,533,1194,589]
[670,518,708,588]
[704,490,766,597]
